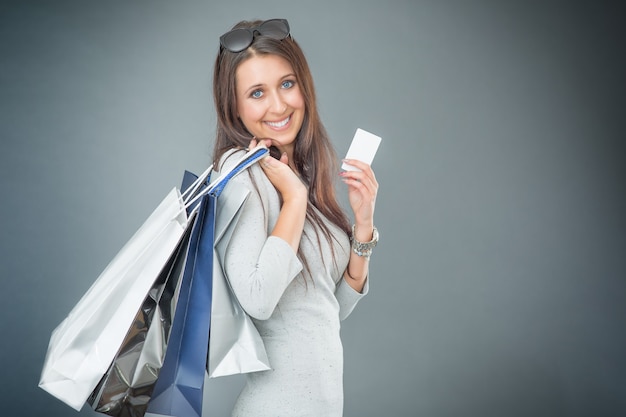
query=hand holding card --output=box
[342,128,382,171]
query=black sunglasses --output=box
[220,19,290,53]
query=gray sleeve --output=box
[220,163,303,321]
[335,276,369,321]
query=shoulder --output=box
[215,148,272,198]
[216,147,247,173]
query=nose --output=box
[268,91,287,114]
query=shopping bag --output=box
[39,164,214,411]
[179,151,272,377]
[145,146,269,417]
[145,192,214,417]
[84,168,212,417]
[208,178,271,377]
[86,218,194,416]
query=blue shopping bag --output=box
[145,146,269,417]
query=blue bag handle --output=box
[182,146,269,213]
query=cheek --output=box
[238,101,264,124]
[291,88,305,109]
[294,95,305,110]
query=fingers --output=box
[259,155,277,177]
[260,152,287,169]
[259,154,308,201]
[248,138,272,150]
[342,158,367,170]
[342,159,377,180]
[340,160,378,189]
[340,160,378,215]
[260,154,287,175]
[341,162,378,225]
[341,174,377,199]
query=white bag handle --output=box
[181,164,214,204]
[179,145,269,216]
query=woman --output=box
[212,18,379,416]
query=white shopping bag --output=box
[208,170,271,377]
[39,145,269,411]
[39,187,193,411]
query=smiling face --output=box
[235,54,305,156]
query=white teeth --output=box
[266,116,290,128]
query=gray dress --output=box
[216,150,368,417]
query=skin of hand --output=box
[250,138,308,252]
[339,159,378,292]
[250,138,308,202]
[340,159,378,241]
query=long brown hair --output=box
[212,19,351,265]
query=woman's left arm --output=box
[339,159,379,293]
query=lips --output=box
[265,115,290,128]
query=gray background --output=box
[1,1,625,416]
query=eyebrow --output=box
[241,73,297,96]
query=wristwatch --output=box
[351,225,379,259]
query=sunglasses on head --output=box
[220,18,290,53]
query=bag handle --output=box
[182,145,269,213]
[207,146,269,197]
[181,164,213,204]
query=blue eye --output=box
[281,80,294,89]
[251,90,263,99]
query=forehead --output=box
[235,54,295,88]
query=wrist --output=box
[281,191,308,207]
[281,183,308,203]
[353,222,374,242]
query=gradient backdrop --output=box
[1,1,625,416]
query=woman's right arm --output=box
[259,151,308,252]
[220,142,308,320]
